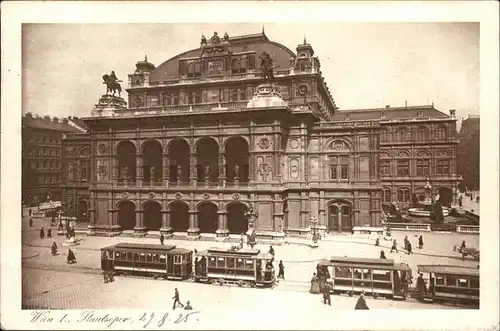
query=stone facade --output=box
[61,31,460,238]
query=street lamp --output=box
[424,176,432,204]
[310,216,319,248]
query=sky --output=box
[22,23,479,123]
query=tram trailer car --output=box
[319,257,412,300]
[194,247,276,288]
[101,243,192,280]
[417,265,479,307]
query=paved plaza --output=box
[23,216,479,311]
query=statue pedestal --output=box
[92,95,127,117]
[62,237,80,247]
[247,84,287,108]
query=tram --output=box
[194,247,276,288]
[318,256,412,299]
[100,243,193,280]
[417,265,479,306]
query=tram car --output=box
[194,247,276,288]
[318,256,412,299]
[417,265,479,306]
[100,243,192,280]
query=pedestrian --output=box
[476,196,479,203]
[29,208,32,217]
[418,235,424,249]
[29,218,33,227]
[40,227,45,239]
[269,245,275,256]
[374,238,380,246]
[323,284,331,306]
[404,235,409,251]
[380,250,387,259]
[458,196,463,209]
[278,260,285,279]
[390,239,398,253]
[184,301,193,310]
[461,240,466,250]
[47,228,52,238]
[51,241,58,256]
[416,273,426,301]
[407,242,413,255]
[354,293,369,310]
[67,249,77,264]
[160,233,164,245]
[172,288,184,309]
[310,273,320,294]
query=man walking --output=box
[40,227,45,239]
[390,239,398,253]
[47,228,52,238]
[172,288,184,309]
[323,284,331,306]
[29,218,33,227]
[278,260,285,279]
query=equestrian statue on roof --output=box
[260,52,276,81]
[102,70,123,97]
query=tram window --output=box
[128,252,133,260]
[115,252,120,260]
[435,276,445,286]
[470,278,479,289]
[102,251,107,259]
[174,255,182,264]
[372,269,390,281]
[134,253,139,261]
[236,258,244,269]
[153,254,159,263]
[227,258,235,268]
[121,252,126,260]
[186,254,192,263]
[140,253,146,262]
[159,254,166,262]
[362,269,372,280]
[353,269,362,279]
[245,259,254,270]
[209,257,216,267]
[335,267,352,278]
[446,276,457,286]
[146,253,152,262]
[216,257,225,268]
[458,278,469,288]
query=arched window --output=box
[231,59,239,74]
[398,128,411,141]
[437,126,447,140]
[397,188,411,204]
[416,126,429,140]
[380,129,389,142]
[382,189,392,203]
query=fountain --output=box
[408,177,449,217]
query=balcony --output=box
[111,179,250,190]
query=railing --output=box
[455,225,480,234]
[386,223,432,231]
[112,180,249,189]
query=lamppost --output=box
[310,216,319,248]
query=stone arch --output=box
[397,126,411,141]
[225,136,250,183]
[435,149,450,157]
[416,125,429,140]
[168,200,189,232]
[436,125,448,139]
[168,138,190,182]
[79,146,91,157]
[226,201,249,234]
[396,150,410,158]
[117,200,136,230]
[197,201,218,233]
[416,149,431,157]
[323,137,353,151]
[142,140,163,182]
[143,200,162,230]
[380,152,391,158]
[115,140,138,154]
[326,199,353,232]
[116,140,137,181]
[195,137,219,182]
[140,138,163,154]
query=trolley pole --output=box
[311,216,319,248]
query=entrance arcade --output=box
[143,201,162,231]
[197,202,218,233]
[170,201,189,232]
[328,202,353,232]
[227,202,248,234]
[118,201,135,230]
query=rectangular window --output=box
[174,255,182,264]
[446,276,457,286]
[231,89,238,102]
[195,91,202,104]
[239,89,246,101]
[226,258,235,268]
[340,165,348,180]
[245,259,254,270]
[187,92,194,104]
[436,160,450,175]
[330,165,337,180]
[248,55,256,70]
[380,160,390,175]
[470,277,479,289]
[235,258,244,269]
[435,276,445,286]
[458,278,469,288]
[416,159,430,176]
[397,160,410,176]
[404,190,411,203]
[216,257,225,268]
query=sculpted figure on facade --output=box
[177,165,182,182]
[123,165,129,179]
[102,70,122,97]
[150,166,155,182]
[234,164,240,178]
[260,52,275,81]
[204,164,210,180]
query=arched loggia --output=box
[196,138,219,182]
[225,137,249,183]
[168,139,190,183]
[143,201,162,230]
[170,201,189,232]
[117,141,136,181]
[197,202,218,233]
[227,202,248,234]
[142,140,163,182]
[118,201,135,230]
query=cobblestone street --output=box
[22,216,479,310]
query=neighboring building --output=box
[22,113,87,206]
[336,106,461,209]
[457,114,480,191]
[61,31,460,238]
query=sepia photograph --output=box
[2,1,499,330]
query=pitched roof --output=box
[332,105,450,121]
[22,116,85,133]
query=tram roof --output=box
[417,265,480,277]
[197,247,273,259]
[101,243,191,254]
[323,256,396,266]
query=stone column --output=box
[161,210,173,237]
[108,209,121,235]
[215,211,229,239]
[136,154,143,186]
[187,211,200,238]
[218,151,226,187]
[337,205,342,233]
[189,153,197,186]
[134,209,146,235]
[163,154,170,186]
